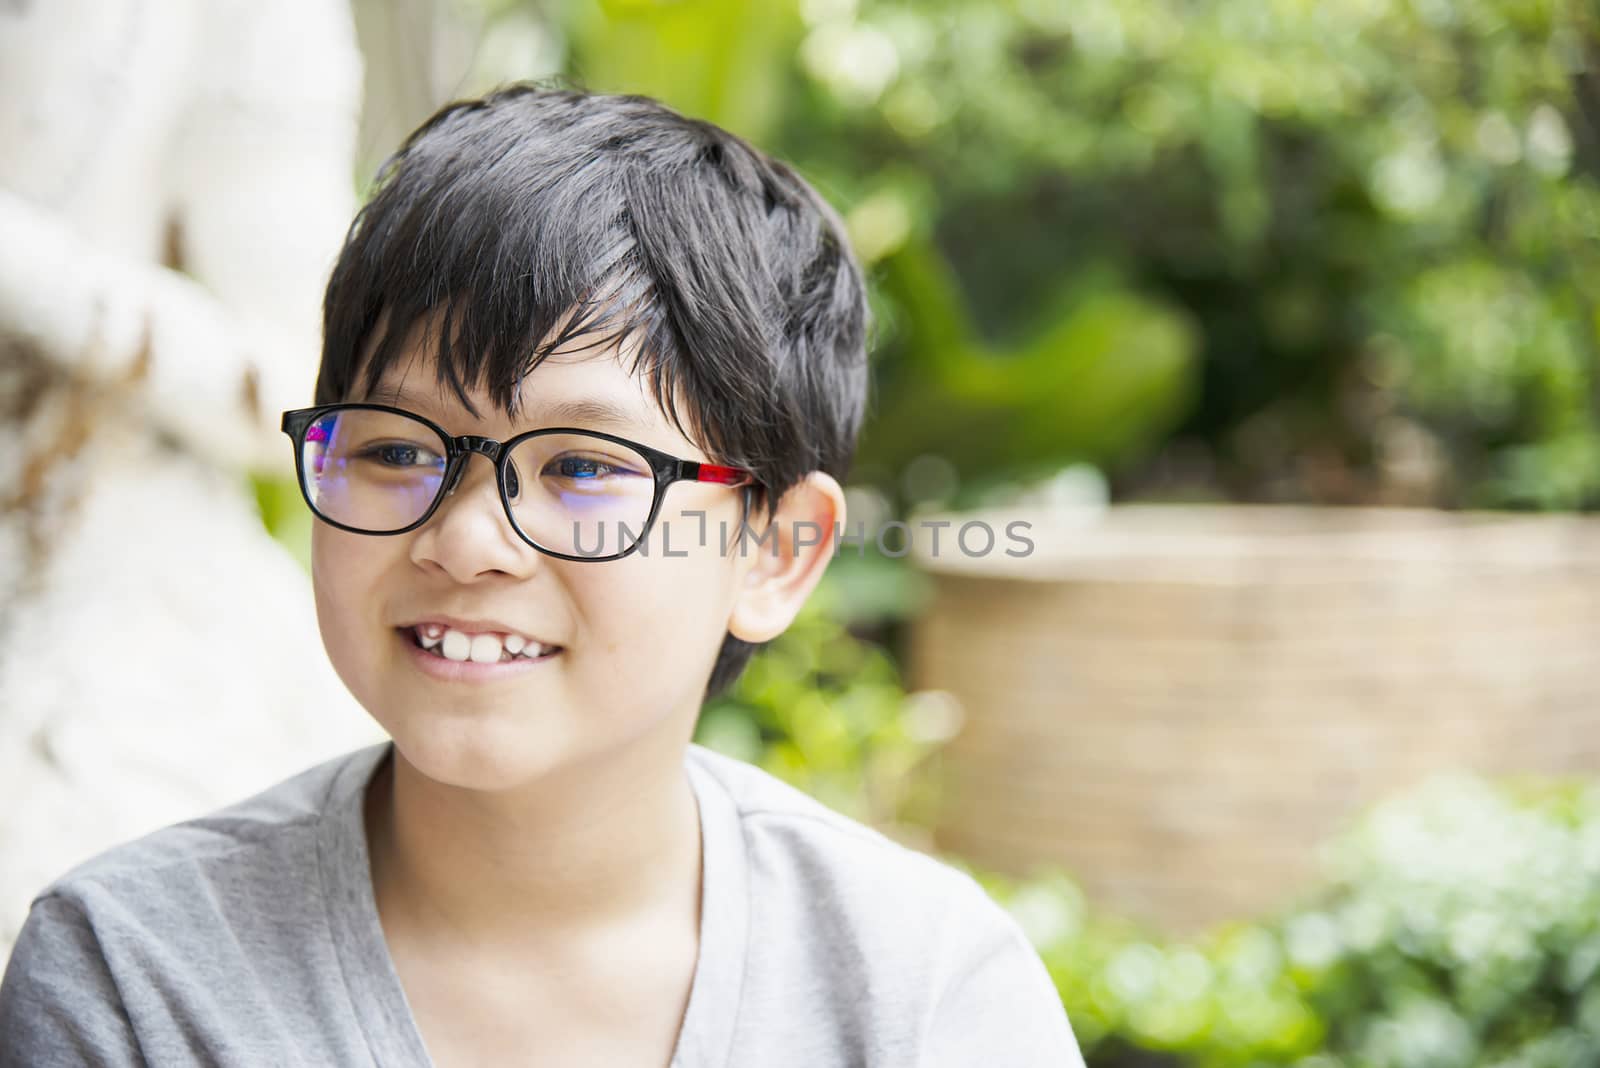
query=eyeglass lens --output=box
[300,408,659,557]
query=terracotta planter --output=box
[906,504,1600,933]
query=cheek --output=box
[577,547,742,686]
[311,526,387,687]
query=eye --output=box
[543,451,651,481]
[506,434,654,499]
[550,456,620,480]
[357,442,443,468]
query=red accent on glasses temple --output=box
[696,463,752,486]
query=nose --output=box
[408,451,537,582]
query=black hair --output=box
[316,84,869,697]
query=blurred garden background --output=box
[6,0,1600,1064]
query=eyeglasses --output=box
[280,404,756,562]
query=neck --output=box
[364,734,702,954]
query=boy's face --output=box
[311,330,769,792]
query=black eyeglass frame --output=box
[280,403,758,562]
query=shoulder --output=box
[0,744,386,1067]
[684,744,1082,1064]
[683,745,1045,987]
[28,743,381,919]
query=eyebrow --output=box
[362,383,651,433]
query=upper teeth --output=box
[415,624,554,663]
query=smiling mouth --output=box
[403,624,563,664]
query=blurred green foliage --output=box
[1294,776,1600,1067]
[534,0,1600,509]
[1025,774,1600,1068]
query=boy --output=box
[0,86,1083,1066]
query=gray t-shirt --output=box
[0,741,1084,1066]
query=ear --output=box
[727,472,846,644]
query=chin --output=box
[381,706,577,794]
